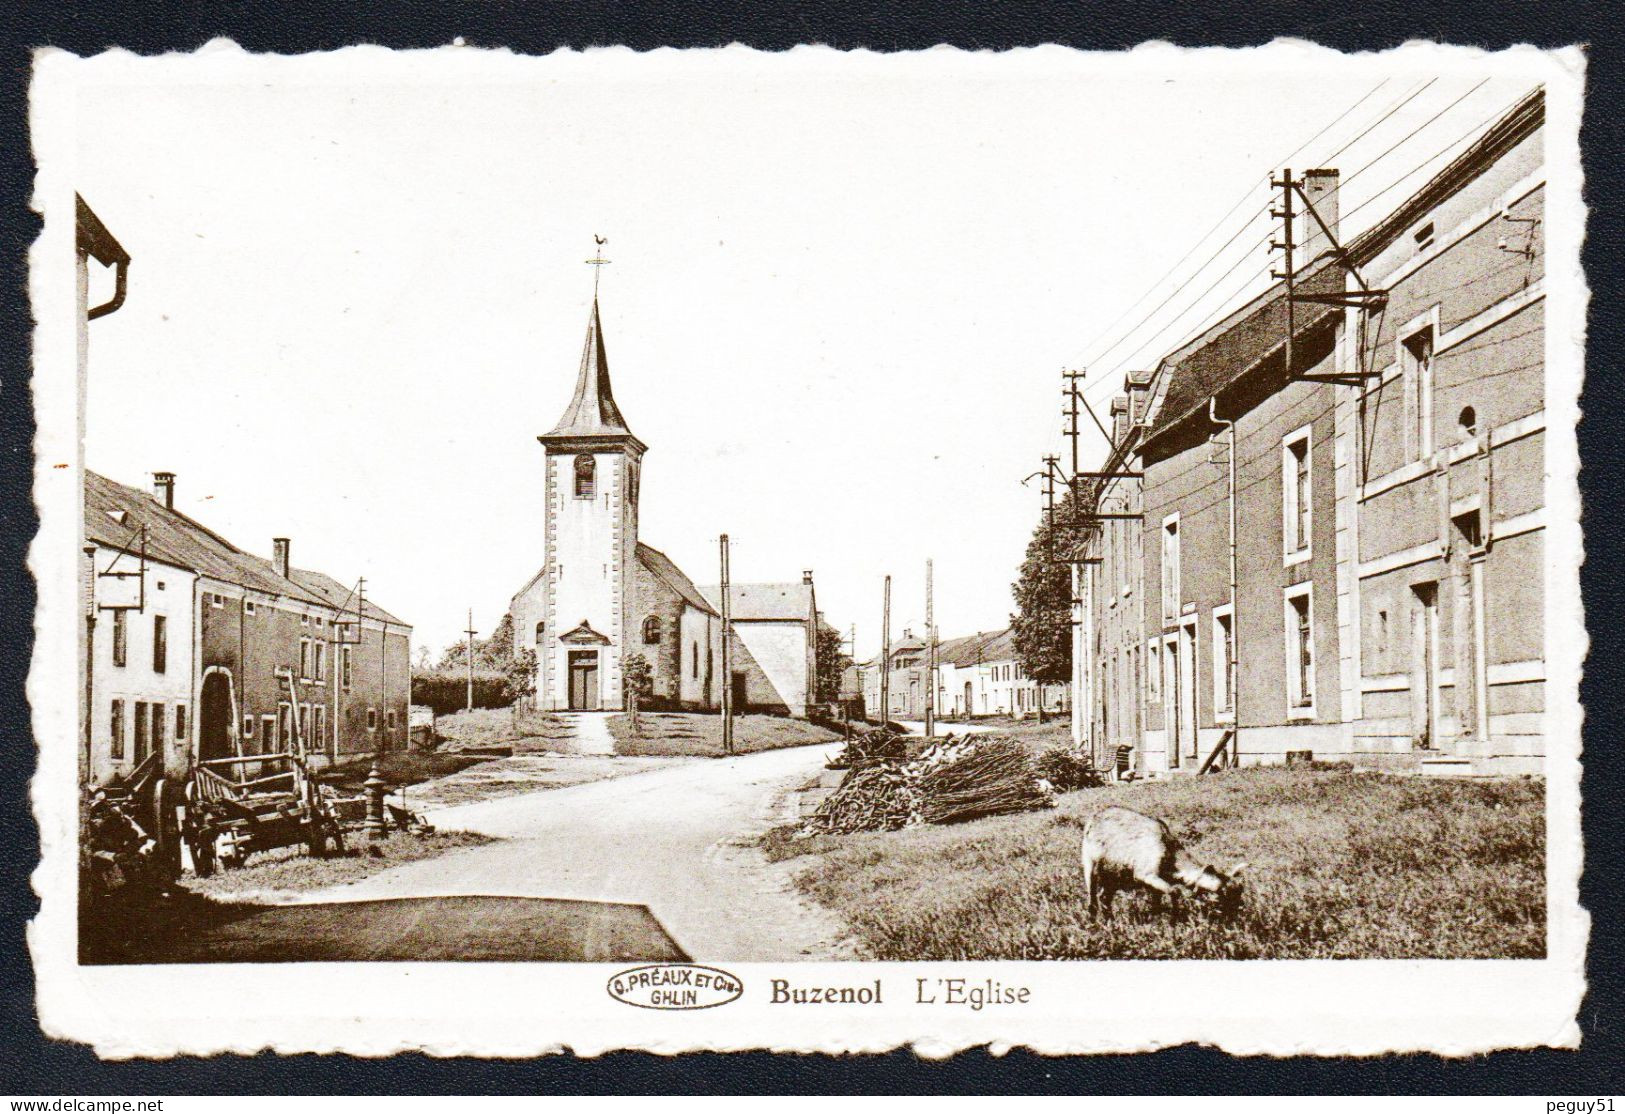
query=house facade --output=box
[1073,89,1546,777]
[84,470,412,786]
[860,627,1067,722]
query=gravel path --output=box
[288,741,855,962]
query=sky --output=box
[63,44,1544,658]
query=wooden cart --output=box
[183,752,344,876]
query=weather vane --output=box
[586,234,610,297]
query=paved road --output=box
[290,742,853,962]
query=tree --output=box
[1011,490,1077,693]
[622,652,653,730]
[437,612,517,672]
[814,624,850,704]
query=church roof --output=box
[542,299,643,447]
[699,582,814,622]
[637,542,718,616]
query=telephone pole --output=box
[924,559,937,739]
[465,608,476,712]
[1271,168,1298,380]
[880,576,892,728]
[720,534,734,756]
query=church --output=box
[509,293,823,717]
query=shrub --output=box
[410,669,508,716]
[1037,744,1104,792]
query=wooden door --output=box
[1411,583,1439,749]
[731,671,748,712]
[1179,622,1199,761]
[569,651,600,711]
[1162,636,1181,768]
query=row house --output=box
[1077,88,1546,776]
[83,470,412,787]
[858,627,1067,722]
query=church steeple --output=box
[540,298,646,452]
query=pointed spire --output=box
[543,299,639,444]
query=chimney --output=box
[152,471,175,509]
[273,537,291,579]
[1124,369,1153,426]
[802,569,814,585]
[903,627,913,640]
[1110,394,1130,447]
[1300,168,1341,268]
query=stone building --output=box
[1075,88,1547,776]
[509,296,823,715]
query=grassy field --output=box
[764,765,1544,960]
[186,829,495,901]
[609,712,844,757]
[318,751,493,793]
[434,706,576,751]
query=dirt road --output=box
[289,741,853,962]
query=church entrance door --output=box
[568,650,601,711]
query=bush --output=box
[1037,744,1104,792]
[410,669,509,716]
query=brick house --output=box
[84,470,412,785]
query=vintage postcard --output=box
[28,40,1587,1057]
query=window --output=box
[367,708,378,731]
[535,621,545,643]
[313,640,326,682]
[1212,607,1234,718]
[1283,429,1311,559]
[245,599,256,615]
[1403,325,1435,460]
[175,703,187,741]
[278,703,293,749]
[299,613,309,626]
[211,593,224,609]
[692,642,700,679]
[311,705,327,751]
[133,701,149,762]
[643,616,661,644]
[299,638,311,679]
[1160,515,1181,622]
[1286,588,1314,714]
[1412,220,1435,252]
[111,609,127,667]
[262,714,277,752]
[387,709,397,729]
[110,699,126,760]
[150,702,165,757]
[242,714,255,739]
[341,645,353,690]
[574,454,596,499]
[152,614,168,673]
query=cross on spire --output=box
[586,234,610,298]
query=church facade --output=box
[510,297,821,716]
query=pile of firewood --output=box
[918,736,1055,825]
[804,733,1052,835]
[804,764,922,833]
[828,726,908,770]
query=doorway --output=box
[1178,621,1199,762]
[1410,582,1440,749]
[964,681,973,718]
[568,650,601,711]
[199,671,234,762]
[731,671,748,712]
[1162,635,1181,768]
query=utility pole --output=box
[924,559,936,739]
[720,534,734,756]
[465,608,476,712]
[1058,370,1088,730]
[1271,168,1298,379]
[880,576,892,729]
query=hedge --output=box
[411,669,510,715]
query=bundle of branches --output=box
[918,735,1054,826]
[803,764,922,834]
[828,726,908,770]
[1037,743,1105,792]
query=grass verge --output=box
[609,712,843,757]
[185,829,496,900]
[765,764,1543,960]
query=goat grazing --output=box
[1081,805,1246,918]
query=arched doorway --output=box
[199,670,235,762]
[963,682,973,717]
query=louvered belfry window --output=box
[574,454,596,499]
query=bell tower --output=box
[535,291,646,711]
